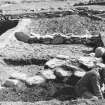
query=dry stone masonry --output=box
[15,31,101,46]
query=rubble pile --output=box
[0,50,104,94]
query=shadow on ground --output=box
[3,58,47,66]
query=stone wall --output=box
[17,32,102,46]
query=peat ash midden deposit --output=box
[0,5,105,105]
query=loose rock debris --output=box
[0,52,104,97]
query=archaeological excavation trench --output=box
[0,10,104,102]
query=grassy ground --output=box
[30,15,105,36]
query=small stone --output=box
[51,34,64,44]
[26,75,45,85]
[42,37,52,44]
[89,53,95,57]
[95,47,105,58]
[71,36,82,44]
[41,70,56,80]
[45,58,66,69]
[54,67,73,78]
[74,70,86,77]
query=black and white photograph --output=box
[0,0,105,105]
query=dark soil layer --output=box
[0,20,18,35]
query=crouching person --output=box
[75,67,105,100]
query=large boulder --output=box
[95,47,105,58]
[15,32,30,43]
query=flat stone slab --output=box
[78,56,102,69]
[54,67,73,78]
[45,58,66,69]
[25,75,46,85]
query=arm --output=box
[91,75,104,99]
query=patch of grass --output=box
[31,15,105,36]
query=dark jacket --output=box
[75,69,104,99]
